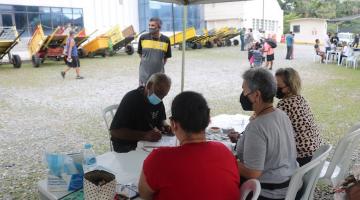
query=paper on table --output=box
[209,114,249,133]
[141,136,177,148]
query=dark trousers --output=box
[339,54,347,64]
[240,36,245,51]
[325,47,331,54]
[258,196,284,200]
[286,46,293,59]
[352,41,359,48]
[297,156,312,167]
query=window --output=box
[27,6,39,12]
[28,13,40,34]
[293,25,300,33]
[15,13,28,36]
[14,5,26,12]
[138,0,204,32]
[0,5,13,12]
[0,4,84,37]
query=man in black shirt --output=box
[330,33,339,46]
[110,73,172,153]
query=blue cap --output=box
[84,143,92,149]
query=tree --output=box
[281,0,360,33]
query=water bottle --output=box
[82,143,97,173]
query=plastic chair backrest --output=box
[324,126,360,185]
[285,144,332,200]
[102,104,119,151]
[240,179,261,200]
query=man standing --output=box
[285,31,294,60]
[138,17,172,86]
[240,27,246,51]
[352,33,359,48]
[110,73,172,153]
[245,28,254,50]
[330,33,339,46]
[61,31,83,79]
[324,32,332,54]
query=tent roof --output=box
[155,0,250,5]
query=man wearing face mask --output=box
[110,73,172,153]
[137,17,172,86]
[236,68,298,200]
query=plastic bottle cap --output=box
[84,143,92,149]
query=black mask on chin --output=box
[240,92,253,111]
[276,88,286,99]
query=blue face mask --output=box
[147,93,162,105]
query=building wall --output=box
[1,0,139,37]
[204,0,283,41]
[290,19,327,44]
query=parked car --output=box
[338,32,354,45]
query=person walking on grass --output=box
[61,31,83,79]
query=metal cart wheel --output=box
[205,41,213,48]
[233,39,239,46]
[11,54,22,68]
[32,55,41,68]
[125,45,134,55]
[225,39,232,47]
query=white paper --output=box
[141,136,177,148]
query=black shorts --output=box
[266,54,274,61]
[66,56,80,68]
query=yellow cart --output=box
[28,25,68,67]
[110,25,139,55]
[0,26,24,68]
[169,27,210,50]
[78,35,110,58]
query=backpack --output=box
[266,39,277,48]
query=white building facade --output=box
[289,18,327,44]
[204,0,284,41]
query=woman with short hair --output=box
[237,68,298,200]
[139,91,240,200]
[275,67,324,166]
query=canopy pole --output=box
[181,5,187,92]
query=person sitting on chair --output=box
[275,68,324,166]
[139,91,240,200]
[236,68,298,200]
[110,73,172,153]
[314,39,325,63]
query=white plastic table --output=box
[38,114,250,200]
[325,50,341,65]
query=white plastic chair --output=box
[345,51,360,69]
[319,125,360,186]
[102,104,119,151]
[285,144,332,200]
[313,51,322,63]
[240,179,261,200]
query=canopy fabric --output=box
[155,0,249,5]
